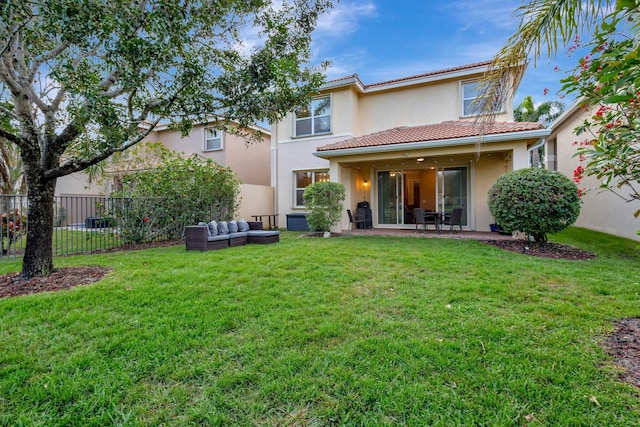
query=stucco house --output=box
[57,120,272,195]
[547,103,640,241]
[272,60,551,232]
[141,121,270,186]
[55,121,274,225]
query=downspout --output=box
[271,122,278,220]
[527,137,546,167]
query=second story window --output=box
[461,81,482,117]
[295,95,331,137]
[461,80,503,117]
[205,128,222,151]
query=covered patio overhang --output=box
[313,126,551,232]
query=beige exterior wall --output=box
[237,184,274,227]
[151,124,271,186]
[549,105,640,241]
[275,134,334,214]
[358,80,512,133]
[55,173,104,196]
[473,152,512,232]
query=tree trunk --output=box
[21,178,56,279]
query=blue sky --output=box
[310,0,590,110]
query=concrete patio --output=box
[341,227,517,241]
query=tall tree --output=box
[514,95,565,123]
[0,0,333,278]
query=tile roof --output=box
[324,60,493,91]
[364,60,493,89]
[316,121,546,152]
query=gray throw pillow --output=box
[207,220,218,236]
[237,219,250,232]
[228,220,238,233]
[218,221,229,235]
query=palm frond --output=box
[477,0,613,129]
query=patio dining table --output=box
[251,214,279,230]
[422,210,451,234]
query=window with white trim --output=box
[294,95,331,137]
[461,81,482,117]
[204,128,223,151]
[461,80,502,117]
[294,170,330,207]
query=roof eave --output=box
[313,128,551,158]
[320,62,492,94]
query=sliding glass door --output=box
[437,167,468,226]
[376,166,468,227]
[377,171,405,225]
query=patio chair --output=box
[413,208,427,233]
[443,207,463,233]
[347,209,366,231]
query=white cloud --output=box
[314,1,377,37]
[446,0,520,32]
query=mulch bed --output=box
[602,318,640,388]
[483,239,596,260]
[0,266,112,298]
[0,237,637,389]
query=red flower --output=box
[594,105,608,117]
[143,217,149,223]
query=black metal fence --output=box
[0,194,179,260]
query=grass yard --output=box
[0,227,639,426]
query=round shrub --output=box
[303,182,345,233]
[488,168,581,243]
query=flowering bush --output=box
[560,11,640,221]
[1,208,27,253]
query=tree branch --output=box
[0,103,18,121]
[0,127,22,146]
[44,118,161,180]
[27,40,71,84]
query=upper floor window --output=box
[295,96,331,137]
[205,128,223,151]
[461,81,482,117]
[294,170,330,207]
[461,80,502,117]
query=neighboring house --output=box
[548,103,640,241]
[55,121,274,224]
[273,60,550,232]
[107,121,271,193]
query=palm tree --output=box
[514,95,565,124]
[477,0,618,122]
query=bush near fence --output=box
[0,194,219,260]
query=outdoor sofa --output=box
[185,219,280,251]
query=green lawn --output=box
[1,227,639,426]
